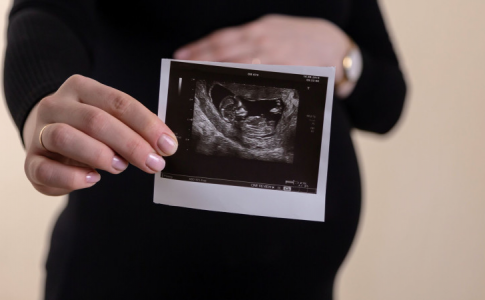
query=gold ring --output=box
[39,124,51,151]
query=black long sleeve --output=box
[4,0,96,137]
[341,0,407,133]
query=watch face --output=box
[345,47,363,83]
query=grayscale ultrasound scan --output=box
[161,61,329,194]
[192,81,298,163]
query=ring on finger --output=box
[39,124,52,151]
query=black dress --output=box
[4,0,406,299]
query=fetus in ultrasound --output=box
[211,84,284,137]
[192,81,298,163]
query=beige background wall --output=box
[1,0,484,299]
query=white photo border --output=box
[154,59,335,222]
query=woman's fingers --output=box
[41,100,165,173]
[32,184,72,197]
[25,154,100,193]
[59,75,178,157]
[207,42,258,63]
[174,27,244,60]
[175,38,261,63]
[39,123,128,174]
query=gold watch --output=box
[337,41,363,86]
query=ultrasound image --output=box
[192,81,299,163]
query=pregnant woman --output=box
[4,0,406,299]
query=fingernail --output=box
[174,49,189,59]
[86,172,101,184]
[157,134,178,156]
[146,153,166,172]
[112,155,128,172]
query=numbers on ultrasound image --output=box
[251,183,275,190]
[285,180,309,188]
[303,75,320,83]
[189,177,207,183]
[306,114,317,133]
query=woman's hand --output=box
[23,75,178,196]
[174,14,351,83]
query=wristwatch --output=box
[337,41,363,86]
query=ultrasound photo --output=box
[156,60,334,220]
[192,81,299,163]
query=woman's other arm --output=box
[341,0,407,134]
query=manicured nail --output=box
[112,155,128,172]
[146,153,166,172]
[157,134,178,156]
[86,172,101,184]
[174,49,189,59]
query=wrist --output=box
[336,39,363,98]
